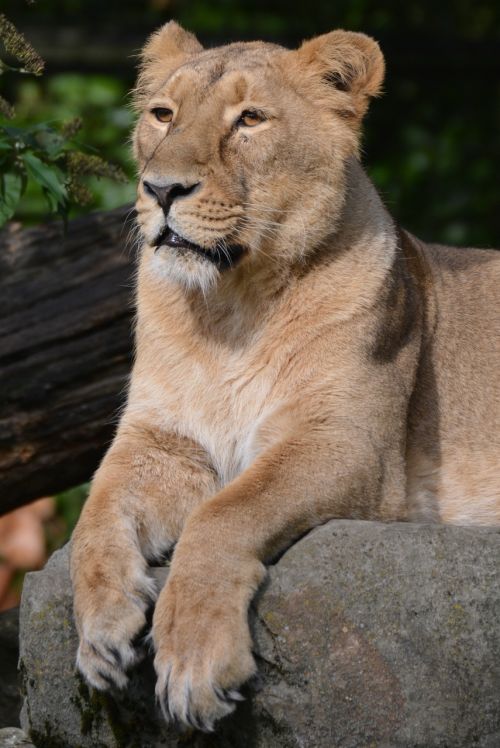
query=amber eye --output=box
[238,110,264,128]
[151,107,173,124]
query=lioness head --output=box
[133,22,384,292]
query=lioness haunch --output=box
[71,23,500,732]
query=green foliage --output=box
[0,11,131,227]
[0,118,128,226]
[10,74,136,222]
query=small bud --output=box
[61,117,83,140]
[0,14,45,75]
[66,152,127,183]
[67,177,94,207]
[0,94,14,119]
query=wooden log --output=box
[0,206,136,514]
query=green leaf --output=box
[22,150,68,212]
[33,127,66,158]
[2,125,36,150]
[0,170,23,226]
[0,140,13,155]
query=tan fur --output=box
[71,22,500,731]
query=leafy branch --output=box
[0,8,128,227]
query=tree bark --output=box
[0,206,136,515]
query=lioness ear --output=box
[295,30,385,121]
[134,22,204,108]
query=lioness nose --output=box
[143,180,199,215]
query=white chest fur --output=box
[128,334,281,486]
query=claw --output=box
[95,667,125,690]
[214,686,244,703]
[184,705,206,733]
[156,664,173,723]
[227,689,245,702]
[107,645,126,670]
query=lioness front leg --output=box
[153,428,397,731]
[71,424,218,690]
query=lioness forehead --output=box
[154,42,284,100]
[191,41,283,67]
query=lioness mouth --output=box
[154,227,245,271]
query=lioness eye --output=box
[151,107,173,123]
[238,110,264,127]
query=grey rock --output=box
[0,727,35,747]
[0,608,21,728]
[19,521,500,747]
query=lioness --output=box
[71,22,500,732]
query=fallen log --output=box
[0,206,135,514]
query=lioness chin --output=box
[70,22,500,732]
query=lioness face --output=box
[133,23,384,291]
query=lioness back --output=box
[406,238,500,524]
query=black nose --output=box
[143,180,199,215]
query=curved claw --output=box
[156,671,237,733]
[214,686,245,703]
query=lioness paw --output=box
[73,562,157,691]
[153,575,255,731]
[154,664,247,732]
[76,601,149,690]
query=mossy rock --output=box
[19,522,500,747]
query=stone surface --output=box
[0,727,35,747]
[0,608,21,728]
[19,521,500,748]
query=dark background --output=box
[2,0,499,247]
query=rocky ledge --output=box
[19,520,500,747]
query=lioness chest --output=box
[131,265,396,490]
[131,325,289,485]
